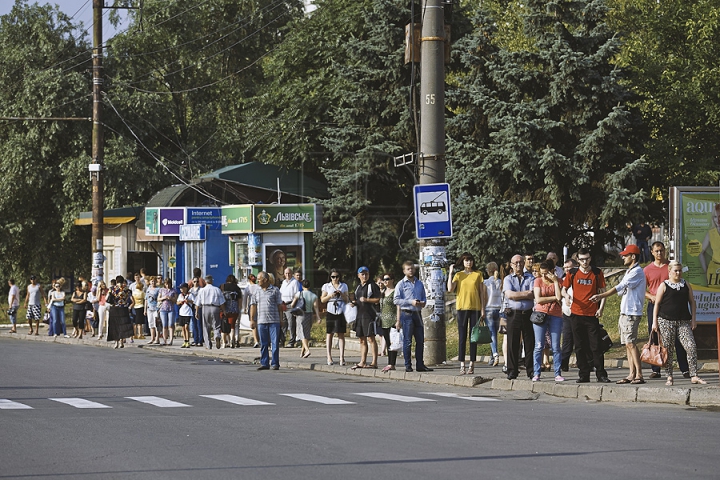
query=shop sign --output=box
[254,204,319,232]
[187,207,221,229]
[180,224,206,241]
[145,207,186,236]
[221,205,253,234]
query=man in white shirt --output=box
[195,275,225,349]
[591,244,647,384]
[279,267,301,347]
[7,279,19,333]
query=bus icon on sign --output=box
[420,201,445,216]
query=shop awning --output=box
[74,206,144,226]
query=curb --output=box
[489,378,720,407]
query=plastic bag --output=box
[389,327,404,351]
[343,303,357,327]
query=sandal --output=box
[351,364,366,370]
[459,366,466,375]
[468,363,475,375]
[691,377,707,385]
[665,376,673,386]
[616,378,632,384]
[364,364,377,369]
[630,378,645,384]
[381,365,395,373]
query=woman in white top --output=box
[47,278,68,337]
[320,269,349,366]
[484,262,503,366]
[24,276,45,335]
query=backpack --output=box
[223,288,240,314]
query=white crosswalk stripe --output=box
[126,396,191,408]
[0,399,33,409]
[49,398,112,409]
[354,392,434,403]
[420,392,501,402]
[279,394,355,405]
[200,394,275,406]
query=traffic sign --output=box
[414,183,452,239]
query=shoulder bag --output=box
[640,328,668,367]
[470,318,492,344]
[530,310,547,325]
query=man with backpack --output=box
[562,248,611,383]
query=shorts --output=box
[354,315,376,338]
[225,312,238,326]
[177,315,191,327]
[26,304,42,321]
[326,312,346,334]
[618,314,641,345]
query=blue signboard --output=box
[187,207,221,229]
[414,183,452,239]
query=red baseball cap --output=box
[619,244,641,256]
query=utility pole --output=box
[90,0,105,289]
[418,0,447,365]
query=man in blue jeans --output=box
[249,271,284,370]
[394,261,433,373]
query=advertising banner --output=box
[158,208,185,236]
[254,204,318,232]
[187,207,221,229]
[145,208,160,236]
[221,205,253,234]
[675,189,720,322]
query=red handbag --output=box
[640,329,668,367]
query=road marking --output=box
[49,398,112,409]
[0,399,33,409]
[354,392,434,403]
[125,396,191,408]
[420,392,501,402]
[200,394,274,406]
[279,394,355,405]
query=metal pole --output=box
[90,0,105,288]
[418,0,446,365]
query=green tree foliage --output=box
[447,0,647,263]
[0,1,91,281]
[609,0,720,219]
[105,0,305,185]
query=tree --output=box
[0,1,91,281]
[609,0,720,221]
[447,0,647,263]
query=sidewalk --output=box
[3,327,719,407]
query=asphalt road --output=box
[1,338,718,479]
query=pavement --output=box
[3,324,719,407]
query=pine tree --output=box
[447,0,647,263]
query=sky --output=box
[1,1,130,39]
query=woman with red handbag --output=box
[652,261,707,386]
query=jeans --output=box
[191,313,204,345]
[457,310,479,362]
[8,308,17,326]
[258,322,280,367]
[400,311,425,369]
[159,310,175,328]
[647,302,688,374]
[533,314,563,377]
[485,308,500,356]
[51,304,66,336]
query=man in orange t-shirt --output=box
[562,248,610,383]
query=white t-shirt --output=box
[8,285,19,308]
[178,292,194,317]
[322,282,348,315]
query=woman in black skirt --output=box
[107,275,135,349]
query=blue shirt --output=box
[394,276,426,312]
[615,263,646,316]
[502,272,534,310]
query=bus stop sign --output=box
[414,183,452,239]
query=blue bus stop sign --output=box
[414,183,452,239]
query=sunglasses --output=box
[382,277,391,281]
[330,275,339,279]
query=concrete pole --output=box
[418,0,447,365]
[90,0,105,288]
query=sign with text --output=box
[145,207,186,236]
[180,224,206,241]
[221,205,253,234]
[187,207,221,229]
[414,183,452,239]
[671,187,720,322]
[253,204,319,232]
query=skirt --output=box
[107,306,134,341]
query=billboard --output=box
[669,187,720,322]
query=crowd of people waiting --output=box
[4,242,708,384]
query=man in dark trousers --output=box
[502,255,535,380]
[351,266,381,369]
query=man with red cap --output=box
[591,244,647,384]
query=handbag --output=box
[42,312,51,324]
[471,320,492,344]
[530,310,547,325]
[640,329,668,367]
[389,327,404,351]
[498,315,507,334]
